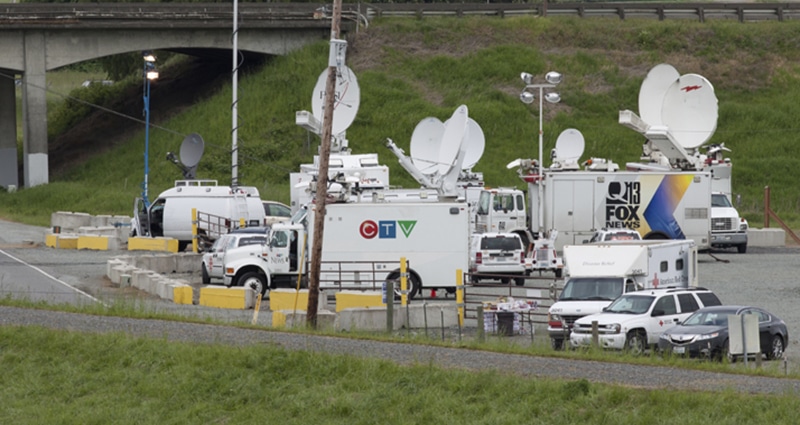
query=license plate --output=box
[673,346,685,354]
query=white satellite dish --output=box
[553,129,585,164]
[638,64,680,126]
[311,65,360,136]
[436,105,468,175]
[661,73,718,149]
[179,133,205,169]
[461,118,485,170]
[409,117,445,175]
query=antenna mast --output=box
[231,0,240,188]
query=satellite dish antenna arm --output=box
[166,152,197,179]
[385,138,435,188]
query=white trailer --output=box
[131,180,265,251]
[547,239,697,349]
[527,170,712,252]
[223,200,470,299]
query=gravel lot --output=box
[3,219,800,394]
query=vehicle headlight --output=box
[696,332,719,341]
[608,324,621,334]
[659,333,670,340]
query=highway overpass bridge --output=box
[0,3,357,189]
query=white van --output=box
[469,233,527,285]
[131,180,266,251]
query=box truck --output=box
[223,200,470,299]
[547,239,697,350]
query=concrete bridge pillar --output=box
[0,70,18,190]
[22,31,49,187]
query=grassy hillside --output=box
[3,17,800,228]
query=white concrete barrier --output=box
[747,228,785,247]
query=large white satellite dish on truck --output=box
[552,128,585,169]
[639,64,680,126]
[461,118,485,170]
[410,117,445,175]
[661,73,718,149]
[311,65,360,136]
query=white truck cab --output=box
[710,192,748,253]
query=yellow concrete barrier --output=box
[199,285,253,309]
[173,285,193,305]
[56,235,79,249]
[128,236,178,252]
[269,289,308,311]
[77,235,110,250]
[335,290,384,313]
[45,234,58,248]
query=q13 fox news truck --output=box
[547,239,697,350]
[223,200,470,298]
[527,170,712,252]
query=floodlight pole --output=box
[520,72,560,238]
[142,53,158,207]
[307,0,343,329]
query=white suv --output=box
[569,287,721,354]
[469,233,527,285]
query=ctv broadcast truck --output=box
[526,169,712,252]
[223,200,470,298]
[547,239,697,350]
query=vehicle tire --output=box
[767,335,785,360]
[555,268,563,278]
[737,243,747,254]
[201,264,210,285]
[178,240,189,252]
[238,271,267,296]
[551,338,564,351]
[720,339,734,363]
[514,277,525,286]
[470,274,479,284]
[386,271,420,300]
[501,277,510,285]
[625,330,646,355]
[445,287,456,295]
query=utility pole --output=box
[307,0,342,329]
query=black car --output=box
[658,305,788,361]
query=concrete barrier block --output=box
[106,258,125,277]
[55,235,79,249]
[275,309,335,330]
[128,237,178,252]
[748,228,786,247]
[90,214,112,227]
[199,286,255,309]
[405,303,460,329]
[335,290,384,313]
[270,289,309,311]
[173,284,193,305]
[131,270,155,291]
[109,264,136,284]
[335,307,403,332]
[78,226,117,237]
[175,253,203,273]
[45,233,58,248]
[120,274,132,288]
[77,235,111,251]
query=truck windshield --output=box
[476,192,491,215]
[604,294,655,315]
[711,194,732,208]
[559,277,623,302]
[291,208,308,225]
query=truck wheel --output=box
[201,264,210,285]
[501,277,510,285]
[386,272,420,300]
[514,277,525,286]
[625,330,646,355]
[238,271,267,296]
[737,243,747,254]
[178,241,189,252]
[554,268,563,278]
[551,338,564,351]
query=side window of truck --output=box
[660,261,668,273]
[675,258,684,271]
[270,231,288,248]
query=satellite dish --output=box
[409,117,445,175]
[638,64,680,126]
[661,73,718,149]
[436,105,468,175]
[554,129,585,163]
[461,118,485,170]
[311,65,360,136]
[179,133,205,168]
